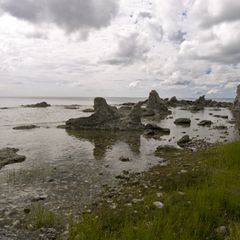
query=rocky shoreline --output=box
[0,85,240,239]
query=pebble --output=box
[153,201,164,209]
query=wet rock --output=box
[174,118,191,125]
[198,120,213,127]
[155,145,179,154]
[119,157,131,162]
[24,102,51,108]
[57,125,67,129]
[213,115,228,119]
[82,108,95,113]
[144,124,170,135]
[177,135,191,147]
[0,107,8,110]
[13,125,39,130]
[66,98,144,131]
[0,148,26,169]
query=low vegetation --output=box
[66,141,240,240]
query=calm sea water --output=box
[0,96,238,218]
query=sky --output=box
[0,0,239,98]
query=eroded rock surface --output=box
[0,148,26,169]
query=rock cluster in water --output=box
[0,148,26,169]
[23,102,51,108]
[66,97,144,131]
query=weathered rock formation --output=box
[0,148,26,169]
[66,98,144,131]
[146,90,169,114]
[233,84,240,112]
[198,120,213,127]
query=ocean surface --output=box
[0,96,239,218]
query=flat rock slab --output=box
[174,118,191,125]
[13,125,39,130]
[0,148,26,169]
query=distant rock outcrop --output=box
[233,84,240,113]
[66,98,144,131]
[24,102,51,108]
[0,148,26,169]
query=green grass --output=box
[67,141,240,240]
[30,204,57,229]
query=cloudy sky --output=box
[0,0,239,98]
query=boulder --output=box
[174,118,191,125]
[0,148,26,169]
[66,98,144,131]
[177,135,191,147]
[24,102,51,108]
[198,120,213,127]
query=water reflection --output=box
[66,129,141,160]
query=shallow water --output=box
[0,97,239,218]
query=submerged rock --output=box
[0,148,26,169]
[198,120,213,127]
[66,98,144,131]
[13,125,39,130]
[82,108,95,113]
[144,123,170,136]
[24,102,51,108]
[174,118,191,125]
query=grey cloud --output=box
[103,33,150,65]
[1,0,119,33]
[169,30,186,44]
[138,11,152,19]
[25,31,48,40]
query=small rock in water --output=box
[177,135,191,147]
[153,201,164,209]
[174,118,191,125]
[198,120,213,127]
[13,124,39,130]
[119,156,131,162]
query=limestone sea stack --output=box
[233,84,240,113]
[147,90,169,113]
[66,97,144,131]
[142,90,170,117]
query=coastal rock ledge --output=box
[0,148,26,169]
[66,97,144,131]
